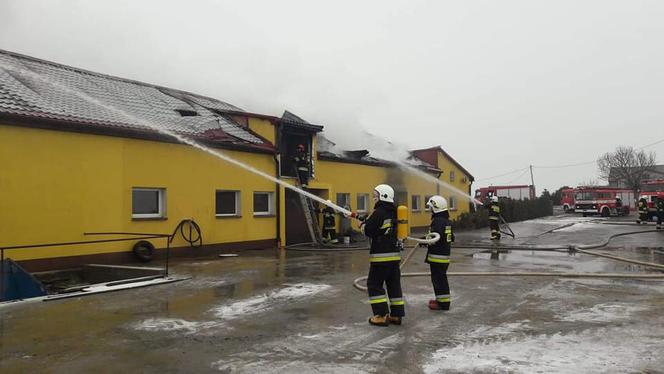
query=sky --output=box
[1,0,663,192]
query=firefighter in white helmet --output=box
[487,195,501,240]
[351,184,404,326]
[425,195,454,310]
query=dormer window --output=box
[175,109,198,117]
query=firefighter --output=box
[425,195,454,311]
[293,144,310,187]
[356,184,404,326]
[656,196,664,230]
[318,200,339,244]
[487,195,501,240]
[636,197,649,224]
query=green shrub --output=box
[453,197,553,230]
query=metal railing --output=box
[0,233,172,302]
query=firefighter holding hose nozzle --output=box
[425,195,454,311]
[487,195,501,240]
[348,184,405,327]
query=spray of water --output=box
[361,131,482,207]
[0,62,352,216]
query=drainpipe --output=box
[274,124,282,248]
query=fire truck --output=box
[639,180,664,220]
[561,188,576,212]
[474,185,536,203]
[574,187,634,217]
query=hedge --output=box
[453,197,553,230]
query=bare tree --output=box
[597,146,657,198]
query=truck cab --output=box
[574,188,633,217]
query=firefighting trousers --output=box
[637,212,648,223]
[367,262,405,317]
[430,262,450,307]
[489,219,501,239]
[322,228,337,242]
[297,169,309,186]
[658,212,663,226]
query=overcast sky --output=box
[2,0,663,192]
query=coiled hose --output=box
[169,219,203,248]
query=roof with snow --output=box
[0,49,274,153]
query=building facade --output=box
[0,49,473,271]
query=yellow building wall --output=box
[314,160,441,233]
[0,124,277,261]
[436,152,472,220]
[247,118,276,145]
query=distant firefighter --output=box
[636,197,649,224]
[487,195,501,240]
[657,197,663,230]
[318,200,339,244]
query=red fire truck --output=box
[574,187,634,217]
[561,188,576,212]
[639,180,664,220]
[474,185,536,203]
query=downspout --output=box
[274,123,282,248]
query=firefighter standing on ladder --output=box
[487,195,501,240]
[293,144,310,187]
[425,195,454,311]
[350,184,405,327]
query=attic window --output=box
[175,109,199,117]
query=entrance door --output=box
[285,189,312,245]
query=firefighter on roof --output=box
[425,195,454,311]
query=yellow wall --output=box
[0,124,277,261]
[436,152,472,220]
[247,118,276,144]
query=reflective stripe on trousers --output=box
[427,254,450,264]
[370,252,401,262]
[390,297,405,306]
[369,294,388,304]
[436,293,450,303]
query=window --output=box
[253,192,274,216]
[337,193,351,210]
[132,188,166,219]
[216,190,240,217]
[411,195,421,211]
[357,194,369,212]
[450,170,456,182]
[449,196,457,210]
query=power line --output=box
[475,166,529,182]
[504,168,530,185]
[532,160,596,169]
[639,138,664,149]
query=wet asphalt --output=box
[1,214,664,373]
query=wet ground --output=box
[1,214,664,373]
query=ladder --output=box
[297,192,325,245]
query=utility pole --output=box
[529,165,536,198]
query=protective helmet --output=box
[297,144,305,151]
[426,195,448,213]
[491,195,499,203]
[373,184,394,203]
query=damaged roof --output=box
[0,49,274,153]
[279,110,324,132]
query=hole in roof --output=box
[175,109,198,117]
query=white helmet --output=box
[491,195,499,203]
[426,195,448,213]
[373,184,395,203]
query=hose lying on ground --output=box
[352,228,664,291]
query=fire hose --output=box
[353,228,664,291]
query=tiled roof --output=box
[0,49,273,152]
[279,110,323,132]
